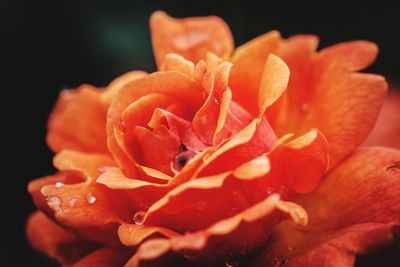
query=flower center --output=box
[171,144,197,172]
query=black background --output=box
[2,1,400,266]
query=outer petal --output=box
[126,194,307,266]
[252,147,400,267]
[363,89,400,149]
[47,85,108,154]
[269,38,387,167]
[150,11,234,68]
[72,247,132,267]
[26,211,97,265]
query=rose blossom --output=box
[27,11,400,267]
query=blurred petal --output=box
[150,11,234,67]
[253,147,400,267]
[160,53,195,77]
[26,211,97,265]
[72,247,132,267]
[47,85,108,154]
[363,89,400,149]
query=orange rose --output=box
[27,11,400,267]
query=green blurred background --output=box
[2,1,399,266]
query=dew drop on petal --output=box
[133,211,146,225]
[55,182,63,188]
[214,98,220,105]
[68,198,78,208]
[47,196,62,213]
[86,192,96,204]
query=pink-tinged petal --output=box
[363,89,400,149]
[53,150,115,178]
[47,85,108,154]
[253,147,400,267]
[72,247,132,267]
[107,71,205,178]
[134,125,180,176]
[126,195,307,266]
[230,31,282,115]
[26,211,97,265]
[269,38,387,167]
[150,11,234,68]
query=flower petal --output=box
[230,31,282,115]
[72,247,132,267]
[107,71,204,177]
[47,85,108,154]
[363,89,400,149]
[160,53,195,77]
[126,194,307,266]
[252,147,400,267]
[268,38,387,167]
[150,11,234,67]
[53,150,115,178]
[26,211,97,265]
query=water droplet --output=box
[116,119,126,133]
[272,256,287,266]
[301,103,310,111]
[68,198,78,208]
[133,211,146,225]
[47,196,62,213]
[214,98,220,105]
[86,192,96,204]
[288,245,295,251]
[55,182,63,188]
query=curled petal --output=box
[160,53,195,77]
[253,147,400,267]
[47,85,108,154]
[26,211,97,265]
[118,224,179,247]
[127,194,307,266]
[150,11,234,67]
[230,31,282,115]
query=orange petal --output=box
[253,147,400,266]
[39,176,130,245]
[363,88,400,149]
[150,11,234,68]
[118,224,178,247]
[100,70,147,110]
[160,53,195,77]
[26,211,97,265]
[230,31,282,115]
[47,85,108,154]
[72,247,132,267]
[127,194,307,266]
[268,38,387,167]
[107,71,204,177]
[53,150,115,179]
[258,54,290,117]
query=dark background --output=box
[2,1,400,266]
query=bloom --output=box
[27,11,400,267]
